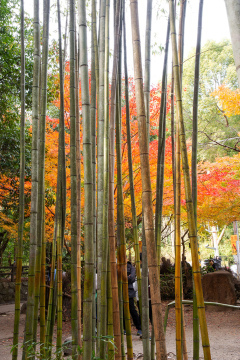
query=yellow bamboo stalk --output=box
[169,1,211,359]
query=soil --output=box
[0,301,239,359]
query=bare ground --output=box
[0,302,239,359]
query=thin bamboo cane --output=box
[116,54,133,360]
[12,2,25,358]
[141,221,150,360]
[155,20,170,269]
[79,1,94,359]
[33,0,50,347]
[22,1,40,358]
[100,0,110,356]
[116,229,125,360]
[40,205,46,359]
[75,4,82,352]
[144,0,152,141]
[97,2,106,350]
[56,221,63,360]
[109,1,122,358]
[192,2,204,359]
[174,1,187,357]
[45,226,57,358]
[169,2,211,359]
[130,1,167,358]
[91,0,97,349]
[70,0,78,357]
[121,0,142,323]
[142,2,155,356]
[107,250,115,360]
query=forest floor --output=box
[0,301,239,360]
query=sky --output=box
[25,0,231,85]
[129,0,231,84]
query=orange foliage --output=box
[211,85,240,117]
[2,70,240,246]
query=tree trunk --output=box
[224,0,240,87]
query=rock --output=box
[202,270,237,311]
[63,336,73,355]
[20,302,27,314]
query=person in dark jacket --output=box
[127,261,142,337]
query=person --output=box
[208,259,217,272]
[127,261,142,337]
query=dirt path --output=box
[1,302,239,359]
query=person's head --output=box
[209,260,214,266]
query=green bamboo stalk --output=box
[91,0,97,348]
[169,2,211,359]
[22,0,40,357]
[130,1,167,358]
[107,248,115,360]
[109,1,122,358]
[143,2,154,356]
[116,51,133,360]
[100,0,110,357]
[122,0,142,330]
[12,1,25,357]
[55,1,66,357]
[141,221,150,360]
[79,1,94,359]
[97,1,106,350]
[40,204,46,359]
[155,19,170,268]
[175,2,184,358]
[70,0,78,357]
[45,225,57,358]
[75,6,82,351]
[192,2,204,359]
[92,0,99,95]
[117,242,125,360]
[56,222,63,360]
[33,0,50,347]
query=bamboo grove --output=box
[11,0,237,359]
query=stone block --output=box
[202,270,237,311]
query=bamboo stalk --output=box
[33,0,50,348]
[45,227,57,358]
[107,250,115,360]
[91,0,97,350]
[169,1,211,359]
[79,1,94,358]
[155,19,170,269]
[122,0,142,328]
[12,1,25,357]
[40,205,46,359]
[108,1,122,358]
[23,0,40,357]
[99,0,110,356]
[192,2,204,359]
[97,1,106,351]
[130,1,167,358]
[116,46,133,359]
[75,4,82,354]
[141,221,150,360]
[70,0,78,357]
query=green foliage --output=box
[0,0,33,125]
[182,40,239,161]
